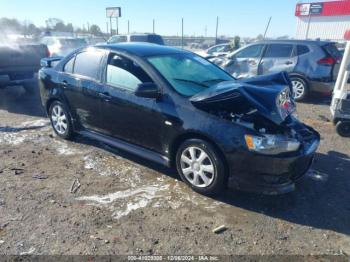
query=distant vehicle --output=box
[84,37,107,45]
[107,34,165,45]
[0,38,49,93]
[210,40,342,101]
[196,43,234,58]
[40,37,87,57]
[39,43,319,195]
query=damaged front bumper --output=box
[227,125,320,195]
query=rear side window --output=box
[297,45,310,56]
[264,44,293,58]
[63,56,75,73]
[73,50,104,80]
[323,44,341,58]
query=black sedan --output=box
[39,43,320,195]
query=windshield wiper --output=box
[202,78,228,84]
[173,78,208,88]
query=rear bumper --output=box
[227,128,320,195]
[309,80,334,94]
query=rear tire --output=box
[290,77,308,102]
[49,101,74,140]
[176,139,226,196]
[336,121,350,137]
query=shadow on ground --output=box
[73,133,350,236]
[0,83,46,117]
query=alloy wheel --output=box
[292,80,305,100]
[180,146,215,188]
[51,104,68,135]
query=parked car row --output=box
[209,40,341,101]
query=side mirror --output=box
[135,82,161,99]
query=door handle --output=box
[99,92,112,100]
[285,61,293,65]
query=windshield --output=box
[147,53,234,96]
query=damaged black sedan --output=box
[39,43,320,195]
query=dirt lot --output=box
[0,85,350,256]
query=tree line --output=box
[0,17,104,37]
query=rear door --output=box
[260,43,296,75]
[228,44,265,78]
[59,49,106,132]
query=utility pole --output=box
[181,18,184,49]
[106,22,109,35]
[305,14,312,39]
[263,16,272,39]
[153,19,155,34]
[205,25,207,38]
[215,16,219,44]
[109,17,113,36]
[115,17,119,35]
[128,20,130,34]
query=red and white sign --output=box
[296,1,350,17]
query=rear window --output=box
[264,44,293,58]
[323,44,341,58]
[297,45,310,56]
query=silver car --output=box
[211,40,341,101]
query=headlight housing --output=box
[276,87,296,121]
[245,134,300,155]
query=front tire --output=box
[291,77,308,101]
[336,121,350,137]
[176,139,226,195]
[49,101,73,140]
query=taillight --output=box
[317,57,336,65]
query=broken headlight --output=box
[245,134,300,155]
[277,87,295,120]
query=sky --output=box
[0,0,302,38]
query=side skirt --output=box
[79,130,171,167]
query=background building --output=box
[295,0,350,41]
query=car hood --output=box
[190,72,295,125]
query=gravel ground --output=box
[0,85,349,256]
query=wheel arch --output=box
[169,132,229,177]
[288,73,309,87]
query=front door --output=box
[98,53,164,153]
[226,44,265,78]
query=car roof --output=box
[96,42,189,57]
[251,39,334,46]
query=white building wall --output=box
[296,15,350,41]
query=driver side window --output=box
[236,44,264,58]
[106,54,153,92]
